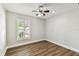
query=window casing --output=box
[17,18,31,40]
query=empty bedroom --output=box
[0,3,79,56]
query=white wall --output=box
[6,11,45,46]
[0,4,6,55]
[6,6,79,52]
[46,8,79,50]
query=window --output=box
[17,18,31,40]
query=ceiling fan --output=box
[32,5,50,16]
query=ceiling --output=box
[3,3,79,19]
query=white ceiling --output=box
[3,3,79,19]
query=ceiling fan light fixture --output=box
[36,13,41,16]
[40,7,43,10]
[39,6,43,10]
[33,5,51,17]
[52,10,55,13]
[36,13,46,17]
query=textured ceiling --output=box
[3,3,79,19]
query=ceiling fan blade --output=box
[32,10,38,12]
[44,10,50,13]
[43,13,45,16]
[36,14,38,16]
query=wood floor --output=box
[5,40,79,56]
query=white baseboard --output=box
[1,39,45,56]
[46,39,79,53]
[3,39,79,56]
[1,47,7,56]
[7,39,45,49]
[2,39,45,56]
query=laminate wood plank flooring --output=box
[5,40,79,56]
